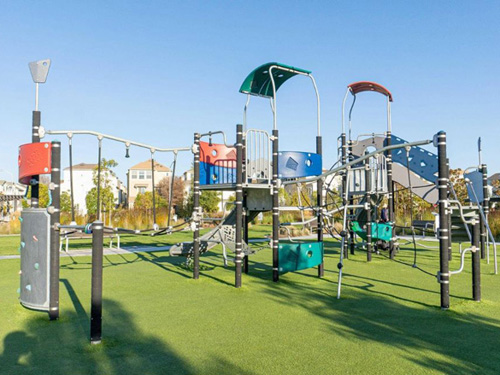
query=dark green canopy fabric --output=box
[239,62,311,98]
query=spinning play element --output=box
[18,142,52,184]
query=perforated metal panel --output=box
[20,209,51,311]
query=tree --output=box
[449,168,468,204]
[22,183,50,208]
[200,190,220,214]
[134,191,166,209]
[85,158,118,218]
[60,191,72,213]
[157,176,185,208]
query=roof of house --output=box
[129,159,171,172]
[489,173,500,182]
[63,163,98,171]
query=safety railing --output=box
[244,129,271,184]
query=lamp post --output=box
[28,59,51,208]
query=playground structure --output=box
[16,60,498,344]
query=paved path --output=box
[0,245,172,260]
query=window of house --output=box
[138,187,146,194]
[138,171,145,179]
[131,171,137,179]
[146,170,152,179]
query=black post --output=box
[365,151,372,262]
[91,221,104,344]
[480,164,488,259]
[235,124,243,287]
[472,218,481,301]
[349,197,355,256]
[272,129,279,282]
[316,136,324,277]
[31,111,41,208]
[437,132,450,309]
[193,133,201,280]
[386,131,395,259]
[243,192,249,274]
[49,141,61,320]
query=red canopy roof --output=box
[348,81,393,102]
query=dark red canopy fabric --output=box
[348,81,393,102]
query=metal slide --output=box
[169,209,261,257]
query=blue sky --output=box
[1,1,499,183]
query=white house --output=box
[60,163,126,215]
[128,160,172,207]
[0,180,26,219]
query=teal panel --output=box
[239,62,311,98]
[351,221,393,242]
[278,241,323,273]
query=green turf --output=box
[1,230,499,375]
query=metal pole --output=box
[68,136,76,223]
[235,124,244,287]
[91,221,104,344]
[272,129,279,282]
[447,158,452,261]
[480,164,489,260]
[472,219,481,301]
[193,133,200,280]
[151,155,157,229]
[365,151,372,262]
[31,111,41,208]
[386,130,395,259]
[243,192,249,274]
[96,139,102,220]
[437,131,450,309]
[167,152,178,228]
[316,135,324,277]
[341,132,348,259]
[49,141,61,320]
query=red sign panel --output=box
[18,142,52,184]
[199,141,237,168]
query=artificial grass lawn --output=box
[1,228,499,375]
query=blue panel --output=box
[390,135,438,183]
[278,242,323,273]
[199,162,236,185]
[278,151,322,179]
[464,170,484,203]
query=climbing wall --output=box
[19,209,51,311]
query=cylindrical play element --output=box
[31,111,41,208]
[365,151,372,262]
[91,221,104,344]
[437,131,450,309]
[472,219,481,302]
[235,124,244,287]
[193,133,201,280]
[49,141,61,321]
[316,135,324,277]
[272,129,279,282]
[385,131,395,259]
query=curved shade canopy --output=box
[348,81,393,102]
[239,62,311,98]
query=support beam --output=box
[235,124,243,287]
[316,135,324,277]
[193,133,201,280]
[272,129,279,282]
[91,221,104,344]
[472,219,481,302]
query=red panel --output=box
[199,141,236,168]
[18,142,52,184]
[348,81,393,102]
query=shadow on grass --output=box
[1,295,255,375]
[260,276,500,374]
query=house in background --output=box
[0,180,26,219]
[181,168,234,213]
[128,160,171,208]
[60,163,126,215]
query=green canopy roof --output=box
[239,62,311,98]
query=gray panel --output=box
[29,59,51,83]
[392,163,438,204]
[246,188,273,211]
[20,208,51,311]
[465,170,484,203]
